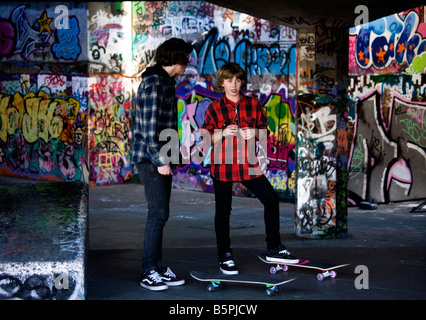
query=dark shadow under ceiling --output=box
[207,0,425,29]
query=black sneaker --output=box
[158,267,185,286]
[140,270,168,291]
[266,247,299,264]
[219,252,239,275]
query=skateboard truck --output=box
[207,280,280,296]
[259,254,349,281]
[269,263,338,281]
[191,271,295,296]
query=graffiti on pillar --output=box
[295,95,348,237]
[0,76,88,182]
[88,75,133,186]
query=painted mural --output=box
[348,6,426,204]
[85,1,299,197]
[0,1,298,196]
[0,3,89,182]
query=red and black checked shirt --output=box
[201,95,268,182]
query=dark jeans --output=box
[212,175,282,258]
[136,161,172,272]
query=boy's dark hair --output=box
[216,62,247,92]
[155,37,193,67]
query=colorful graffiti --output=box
[348,76,426,204]
[0,3,88,182]
[0,4,87,62]
[0,1,299,194]
[295,94,348,238]
[0,81,88,182]
[349,6,426,74]
[173,81,297,198]
[348,5,426,204]
[88,75,133,186]
[130,1,298,196]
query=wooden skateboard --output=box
[258,253,350,281]
[190,271,296,296]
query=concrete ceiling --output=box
[208,0,425,29]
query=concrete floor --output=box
[1,175,424,314]
[87,183,426,305]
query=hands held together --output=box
[223,125,256,140]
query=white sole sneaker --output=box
[140,281,168,291]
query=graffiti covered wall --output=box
[0,1,298,197]
[0,3,89,182]
[348,5,426,204]
[127,1,298,198]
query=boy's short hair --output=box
[216,62,247,92]
[155,37,193,67]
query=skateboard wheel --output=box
[207,282,222,292]
[330,271,337,278]
[270,267,277,274]
[316,273,324,281]
[282,264,289,272]
[266,286,279,296]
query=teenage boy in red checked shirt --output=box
[201,62,299,275]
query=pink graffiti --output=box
[387,158,412,188]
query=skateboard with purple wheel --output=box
[258,253,349,281]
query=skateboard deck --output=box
[258,253,349,281]
[190,271,296,296]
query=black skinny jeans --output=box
[136,161,172,272]
[212,175,282,258]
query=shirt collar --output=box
[220,94,244,107]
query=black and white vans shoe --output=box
[266,247,299,264]
[140,270,168,291]
[219,252,239,275]
[158,267,185,286]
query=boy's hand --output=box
[240,127,255,140]
[158,164,173,175]
[223,124,239,137]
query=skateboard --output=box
[258,253,349,281]
[190,271,296,296]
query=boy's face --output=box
[175,63,188,76]
[222,76,242,100]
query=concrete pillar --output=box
[294,27,348,238]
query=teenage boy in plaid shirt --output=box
[131,38,193,291]
[201,62,299,275]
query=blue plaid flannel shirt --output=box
[131,64,178,167]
